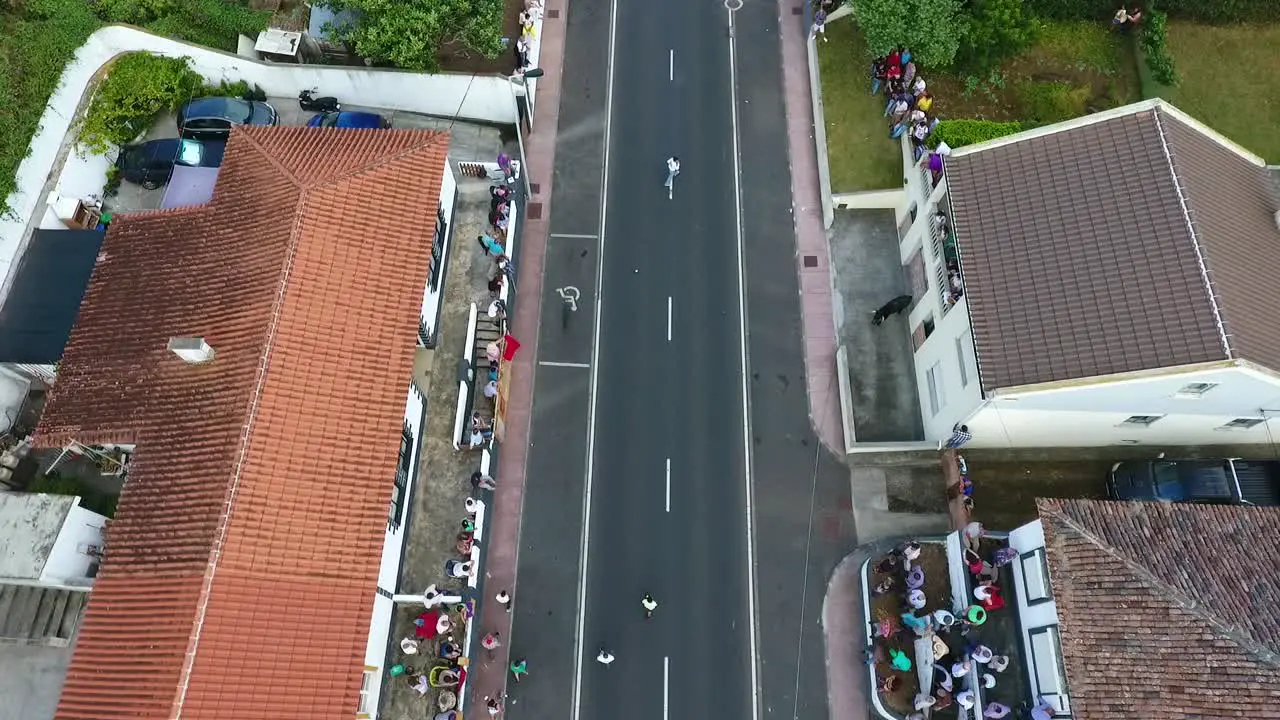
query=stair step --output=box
[30,589,59,638]
[0,585,16,624]
[58,592,85,639]
[1,586,39,638]
[39,590,70,638]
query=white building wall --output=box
[40,502,107,587]
[0,365,31,434]
[1,25,520,308]
[420,157,458,341]
[966,364,1280,447]
[1007,520,1071,716]
[910,296,982,441]
[362,382,427,717]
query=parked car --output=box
[116,138,227,189]
[1108,458,1280,506]
[306,111,391,129]
[177,97,278,138]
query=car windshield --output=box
[322,113,341,128]
[1152,461,1233,501]
[223,98,252,123]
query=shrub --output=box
[930,119,1024,148]
[28,473,118,517]
[1016,80,1091,122]
[955,0,1040,73]
[77,53,205,155]
[1139,9,1178,86]
[851,0,966,68]
[142,0,270,53]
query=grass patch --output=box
[926,20,1140,122]
[816,20,904,193]
[1160,21,1280,162]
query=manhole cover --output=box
[530,182,541,195]
[527,202,543,220]
[547,8,559,18]
[792,6,803,14]
[803,255,819,268]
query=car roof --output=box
[134,138,181,158]
[334,111,384,128]
[182,96,249,119]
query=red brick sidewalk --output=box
[777,0,844,456]
[467,0,569,709]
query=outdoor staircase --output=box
[0,583,86,647]
[471,311,504,428]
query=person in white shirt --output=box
[664,157,681,189]
[1029,696,1056,720]
[990,654,1010,673]
[596,647,616,665]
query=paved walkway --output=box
[823,542,898,720]
[778,0,844,456]
[467,0,569,709]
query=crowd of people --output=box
[867,528,1028,719]
[871,48,939,161]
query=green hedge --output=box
[1139,9,1178,86]
[1026,0,1280,22]
[930,119,1025,149]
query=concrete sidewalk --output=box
[466,0,570,709]
[778,0,845,456]
[823,542,900,720]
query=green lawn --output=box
[926,21,1141,123]
[1158,21,1280,162]
[815,20,904,193]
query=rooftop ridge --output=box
[949,98,1161,158]
[1039,499,1280,667]
[1151,108,1233,360]
[303,129,451,193]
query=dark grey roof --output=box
[946,102,1280,392]
[0,229,104,364]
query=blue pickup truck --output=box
[1108,458,1280,506]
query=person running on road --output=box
[510,657,528,682]
[596,647,616,665]
[664,157,681,189]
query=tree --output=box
[852,0,965,68]
[320,0,506,73]
[77,53,205,155]
[955,0,1038,73]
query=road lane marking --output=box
[726,8,762,720]
[550,233,599,239]
[539,361,591,368]
[663,656,670,720]
[669,50,674,81]
[667,296,672,341]
[665,458,671,512]
[571,0,619,707]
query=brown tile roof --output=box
[946,101,1280,392]
[34,125,448,720]
[1037,499,1280,719]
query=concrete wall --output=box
[1,24,521,308]
[41,502,107,587]
[967,364,1280,448]
[1007,520,1071,716]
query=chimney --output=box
[168,337,215,364]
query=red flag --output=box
[502,335,521,361]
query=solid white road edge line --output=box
[667,296,673,341]
[550,233,601,239]
[539,361,592,368]
[726,8,762,720]
[569,0,618,705]
[664,656,671,720]
[665,457,671,513]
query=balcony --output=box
[929,204,964,315]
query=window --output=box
[922,315,935,339]
[1028,626,1069,699]
[1222,417,1265,430]
[1121,415,1163,427]
[927,362,945,416]
[1175,381,1218,398]
[357,668,377,715]
[430,205,447,290]
[390,421,413,528]
[1021,548,1052,604]
[956,331,973,387]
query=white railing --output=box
[452,303,479,448]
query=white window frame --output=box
[1027,625,1069,710]
[926,362,944,416]
[1021,548,1052,604]
[1221,417,1264,430]
[357,668,377,715]
[1121,414,1163,427]
[955,332,972,388]
[1175,381,1218,398]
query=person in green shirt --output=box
[510,658,528,682]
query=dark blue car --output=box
[177,97,277,138]
[307,111,391,129]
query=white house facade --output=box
[894,99,1280,448]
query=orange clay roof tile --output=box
[35,125,449,720]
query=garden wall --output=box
[0,24,521,303]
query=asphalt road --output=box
[509,0,855,719]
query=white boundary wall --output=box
[0,25,520,301]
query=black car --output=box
[116,138,227,189]
[1107,458,1280,506]
[177,96,277,138]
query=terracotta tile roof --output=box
[945,101,1280,392]
[1037,499,1280,719]
[34,125,448,720]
